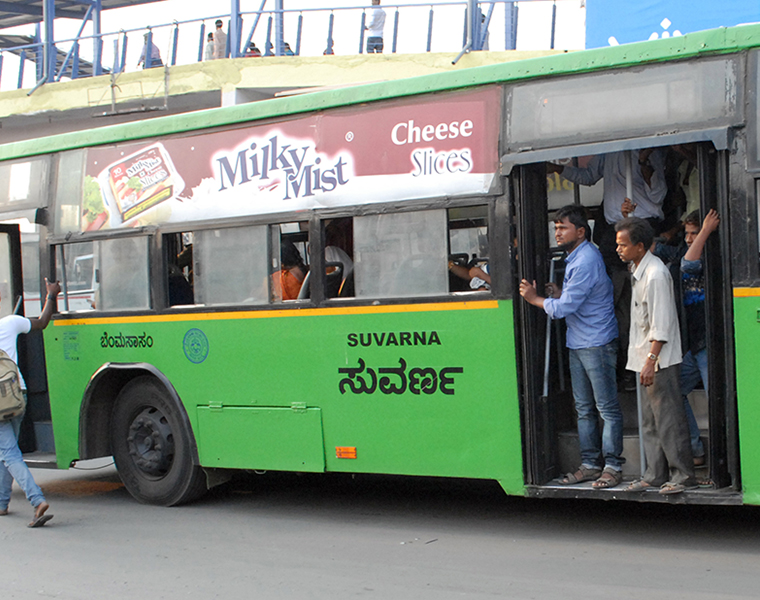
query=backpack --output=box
[0,348,24,421]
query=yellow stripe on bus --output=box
[734,288,760,297]
[53,299,500,327]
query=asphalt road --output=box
[1,462,759,599]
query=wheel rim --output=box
[126,407,175,477]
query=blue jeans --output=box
[0,408,46,511]
[569,341,625,471]
[680,348,707,458]
[367,37,384,53]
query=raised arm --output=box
[29,278,61,331]
[684,209,720,262]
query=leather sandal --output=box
[592,468,623,489]
[559,466,601,485]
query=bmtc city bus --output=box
[1,24,759,507]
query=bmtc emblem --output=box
[183,329,209,364]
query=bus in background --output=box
[1,23,759,506]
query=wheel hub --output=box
[126,407,175,477]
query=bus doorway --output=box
[513,142,736,499]
[0,223,55,465]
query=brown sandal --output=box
[559,466,601,485]
[592,468,623,489]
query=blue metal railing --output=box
[0,0,578,93]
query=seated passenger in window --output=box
[272,240,308,301]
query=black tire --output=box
[111,376,206,506]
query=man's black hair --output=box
[554,204,591,241]
[615,217,654,250]
[683,210,701,227]
[215,19,223,27]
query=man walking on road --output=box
[0,277,60,526]
[519,205,624,489]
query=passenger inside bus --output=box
[547,149,668,391]
[272,240,308,301]
[535,142,717,490]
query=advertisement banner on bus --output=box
[80,87,501,232]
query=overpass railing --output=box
[0,0,581,93]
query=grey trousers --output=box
[640,363,696,486]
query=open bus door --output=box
[0,223,55,465]
[512,163,557,485]
[510,143,736,498]
[699,145,734,490]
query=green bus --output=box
[2,24,760,506]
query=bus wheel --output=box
[111,376,206,506]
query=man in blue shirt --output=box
[520,205,624,488]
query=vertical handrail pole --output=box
[359,11,366,54]
[171,22,179,65]
[325,11,335,54]
[274,0,284,56]
[505,1,518,50]
[295,13,303,55]
[34,23,43,81]
[197,22,205,62]
[550,1,557,50]
[230,0,241,58]
[17,49,26,89]
[112,38,119,73]
[58,245,70,313]
[93,0,103,76]
[43,0,55,82]
[0,53,4,88]
[264,15,273,55]
[120,31,128,73]
[426,6,434,52]
[462,7,468,47]
[391,9,399,53]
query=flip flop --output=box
[28,514,53,528]
[625,480,654,492]
[659,482,698,495]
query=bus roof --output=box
[2,22,760,163]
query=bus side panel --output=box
[734,295,760,504]
[42,300,523,495]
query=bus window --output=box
[165,232,194,307]
[271,222,309,303]
[20,227,41,317]
[448,205,489,293]
[193,225,269,306]
[97,237,150,311]
[353,209,448,299]
[55,241,96,312]
[323,218,353,299]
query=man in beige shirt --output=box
[615,217,696,494]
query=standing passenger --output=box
[615,217,696,494]
[0,278,60,526]
[519,205,624,488]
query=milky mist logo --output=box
[213,133,351,200]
